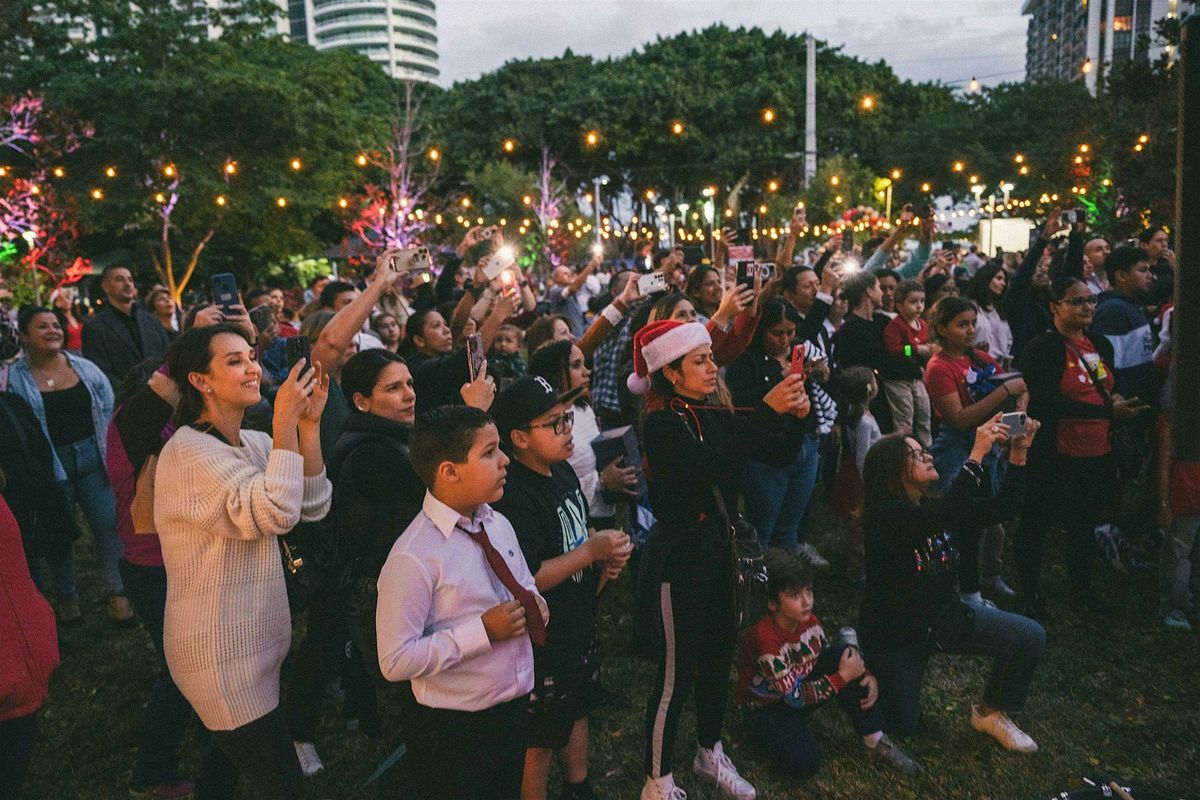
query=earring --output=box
[356,404,367,412]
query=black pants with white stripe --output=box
[643,578,737,778]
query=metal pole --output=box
[592,176,602,249]
[804,33,817,186]
[1173,13,1200,463]
[987,192,996,255]
[885,183,893,224]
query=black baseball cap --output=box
[491,375,584,444]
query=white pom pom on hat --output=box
[626,320,712,395]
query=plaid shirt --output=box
[590,299,648,414]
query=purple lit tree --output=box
[348,81,440,259]
[0,93,92,299]
[532,147,571,269]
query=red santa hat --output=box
[627,320,712,395]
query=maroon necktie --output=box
[459,524,547,646]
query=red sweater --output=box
[883,314,929,359]
[735,613,846,710]
[0,494,59,721]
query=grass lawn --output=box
[23,498,1200,799]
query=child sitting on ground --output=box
[735,548,918,778]
[489,323,528,381]
[882,280,933,446]
[376,405,548,800]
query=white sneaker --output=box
[641,774,687,800]
[960,591,997,609]
[983,574,1017,598]
[1163,609,1193,631]
[795,543,830,569]
[293,741,324,776]
[970,705,1038,753]
[693,741,756,799]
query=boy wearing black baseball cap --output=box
[491,376,633,800]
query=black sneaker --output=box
[1069,589,1117,617]
[866,735,921,775]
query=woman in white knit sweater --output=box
[155,323,332,799]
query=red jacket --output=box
[0,494,59,721]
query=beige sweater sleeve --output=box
[155,427,332,540]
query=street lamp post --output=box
[592,175,609,249]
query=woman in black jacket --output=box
[285,348,426,777]
[859,419,1045,752]
[726,299,824,563]
[1014,277,1150,619]
[632,319,810,800]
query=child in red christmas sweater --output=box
[882,280,934,445]
[735,549,918,777]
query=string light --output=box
[461,197,472,208]
[920,182,931,192]
[427,147,441,162]
[761,108,776,124]
[522,195,533,206]
[337,197,348,208]
[969,174,979,184]
[276,196,287,208]
[1081,58,1093,74]
[215,195,227,206]
[154,192,166,203]
[90,188,104,200]
[0,166,7,177]
[502,139,516,153]
[670,120,685,136]
[584,130,600,147]
[968,76,980,93]
[859,95,875,111]
[644,188,655,201]
[1137,133,1149,144]
[355,153,368,167]
[1078,144,1089,153]
[225,161,237,175]
[163,164,176,178]
[767,179,779,192]
[1019,165,1030,175]
[952,161,965,173]
[1014,153,1025,164]
[1074,155,1084,164]
[830,175,840,186]
[890,168,901,180]
[290,158,302,171]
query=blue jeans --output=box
[120,560,195,788]
[866,604,1045,736]
[742,433,820,552]
[52,438,122,598]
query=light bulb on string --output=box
[52,167,65,178]
[355,153,368,167]
[290,158,302,171]
[502,139,516,153]
[225,161,237,175]
[427,147,440,162]
[968,76,980,93]
[163,164,176,178]
[216,195,227,207]
[670,120,685,136]
[276,196,287,208]
[105,166,118,178]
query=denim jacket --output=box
[5,351,114,482]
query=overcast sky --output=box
[436,0,1029,89]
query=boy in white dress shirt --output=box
[376,405,548,799]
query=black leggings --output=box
[0,711,37,799]
[198,706,303,800]
[1015,517,1096,596]
[643,578,736,778]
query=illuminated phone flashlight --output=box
[500,269,514,287]
[592,243,603,256]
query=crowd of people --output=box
[0,202,1192,800]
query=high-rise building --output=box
[282,0,439,83]
[1023,0,1194,92]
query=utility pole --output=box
[805,33,817,186]
[1173,13,1199,464]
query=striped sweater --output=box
[154,426,331,730]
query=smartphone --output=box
[483,246,515,281]
[249,305,274,332]
[499,269,515,289]
[736,260,757,287]
[1001,411,1027,437]
[466,333,485,382]
[638,272,667,294]
[841,230,854,253]
[757,262,776,281]
[210,272,239,313]
[284,336,310,373]
[389,247,432,273]
[481,227,495,239]
[789,344,807,379]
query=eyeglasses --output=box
[1057,295,1098,307]
[906,447,934,463]
[526,410,574,435]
